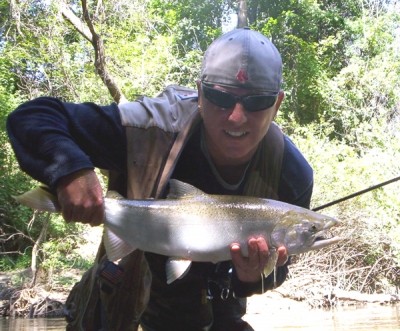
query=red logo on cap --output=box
[236,68,248,82]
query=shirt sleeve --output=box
[6,97,126,189]
[278,136,314,209]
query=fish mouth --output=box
[310,235,342,251]
[309,218,342,250]
[322,218,340,230]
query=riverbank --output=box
[0,270,73,318]
[1,267,399,320]
[1,224,399,320]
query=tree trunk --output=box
[237,0,249,28]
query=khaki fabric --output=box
[65,244,151,331]
[64,85,284,330]
[65,86,199,331]
[243,122,284,198]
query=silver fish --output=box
[14,179,341,284]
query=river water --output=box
[0,317,65,330]
[0,304,400,331]
[245,303,400,330]
[0,304,399,330]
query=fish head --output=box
[271,210,341,255]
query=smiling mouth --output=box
[225,130,248,137]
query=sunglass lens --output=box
[244,95,277,112]
[203,83,277,112]
[204,86,235,108]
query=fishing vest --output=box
[65,85,284,331]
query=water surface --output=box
[245,302,400,330]
[1,304,399,330]
[0,317,66,330]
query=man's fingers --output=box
[56,169,105,225]
[230,243,244,267]
[276,246,289,266]
[230,237,289,283]
[256,237,270,265]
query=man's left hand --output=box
[230,237,288,283]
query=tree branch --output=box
[59,0,127,103]
[0,251,24,255]
[30,212,50,288]
[60,2,92,42]
[1,223,35,244]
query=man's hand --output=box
[230,237,288,283]
[56,169,104,226]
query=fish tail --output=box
[13,187,60,213]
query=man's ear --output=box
[273,91,285,117]
[196,80,203,114]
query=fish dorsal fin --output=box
[165,258,192,284]
[103,227,136,262]
[167,179,206,199]
[105,190,125,199]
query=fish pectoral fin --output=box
[263,247,278,277]
[165,258,192,284]
[103,227,136,262]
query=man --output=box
[7,28,313,330]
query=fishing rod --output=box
[312,175,400,212]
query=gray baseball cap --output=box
[201,28,282,94]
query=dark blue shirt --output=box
[7,96,313,207]
[7,95,314,297]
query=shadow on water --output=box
[0,304,399,330]
[0,318,66,330]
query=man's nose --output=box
[228,102,247,125]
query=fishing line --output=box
[312,175,400,212]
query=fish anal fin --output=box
[165,258,192,284]
[103,227,136,262]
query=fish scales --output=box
[104,196,280,263]
[13,179,342,283]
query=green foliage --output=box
[247,0,362,26]
[281,35,327,123]
[0,0,399,293]
[321,9,400,148]
[290,123,400,267]
[41,234,92,272]
[0,79,36,265]
[255,0,356,124]
[0,251,31,272]
[149,0,224,53]
[12,251,32,270]
[288,123,400,294]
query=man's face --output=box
[197,81,284,168]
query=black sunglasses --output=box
[201,83,277,112]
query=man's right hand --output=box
[56,169,105,226]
